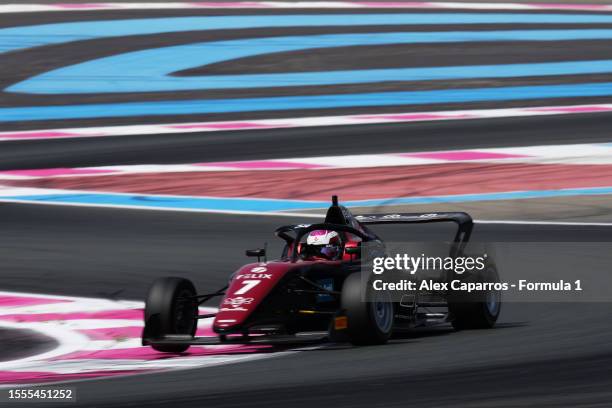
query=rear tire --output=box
[341,273,394,345]
[449,264,501,330]
[143,277,197,352]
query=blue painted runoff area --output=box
[4,186,612,213]
[3,82,612,122]
[10,30,612,94]
[4,13,612,54]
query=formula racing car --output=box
[142,196,500,352]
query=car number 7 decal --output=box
[234,279,261,295]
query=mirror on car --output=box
[345,247,360,255]
[246,248,266,258]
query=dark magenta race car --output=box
[142,196,500,352]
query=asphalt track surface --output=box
[3,3,612,408]
[0,328,56,363]
[2,203,612,407]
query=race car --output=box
[142,196,500,352]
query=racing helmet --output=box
[303,230,342,260]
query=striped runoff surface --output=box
[2,3,612,126]
[3,143,612,213]
[0,291,288,387]
[3,142,612,179]
[0,104,610,142]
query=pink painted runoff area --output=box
[0,131,84,140]
[77,325,216,340]
[10,163,612,202]
[0,309,144,322]
[0,370,143,384]
[190,2,269,7]
[10,2,612,11]
[534,3,612,9]
[58,344,272,360]
[0,296,70,307]
[2,168,114,177]
[0,292,292,386]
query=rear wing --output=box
[354,212,473,254]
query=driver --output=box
[302,230,343,260]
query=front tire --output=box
[341,273,394,345]
[143,277,197,352]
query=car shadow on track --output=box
[197,322,531,354]
[393,321,529,340]
[308,321,529,351]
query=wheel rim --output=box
[485,289,501,316]
[371,293,393,333]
